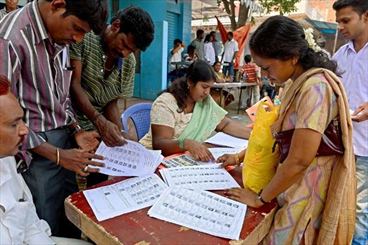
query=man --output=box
[70,5,155,186]
[191,29,205,60]
[332,1,368,244]
[0,0,108,238]
[239,54,261,108]
[0,76,92,244]
[169,38,185,73]
[0,0,18,20]
[210,31,222,62]
[221,32,238,78]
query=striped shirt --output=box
[241,62,258,83]
[0,1,76,150]
[70,32,136,131]
[0,6,8,20]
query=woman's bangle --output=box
[92,112,103,123]
[178,138,185,151]
[56,148,60,165]
[235,153,240,165]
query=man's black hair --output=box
[333,0,368,15]
[174,39,182,45]
[196,29,204,37]
[111,6,155,51]
[46,0,109,35]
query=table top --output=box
[213,82,258,88]
[65,167,276,245]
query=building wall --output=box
[119,0,192,100]
[310,0,336,23]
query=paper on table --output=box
[205,132,249,149]
[208,148,243,160]
[148,187,247,240]
[161,154,210,168]
[91,141,163,176]
[159,164,240,190]
[84,174,167,221]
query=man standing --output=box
[210,31,222,62]
[332,1,368,244]
[221,32,238,78]
[0,0,18,20]
[0,0,108,238]
[191,29,205,60]
[169,38,186,74]
[70,5,155,186]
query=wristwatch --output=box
[71,124,83,136]
[257,189,271,204]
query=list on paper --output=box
[162,154,209,168]
[205,132,249,149]
[91,141,163,176]
[148,187,247,240]
[159,164,240,190]
[84,174,167,221]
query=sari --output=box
[246,68,356,245]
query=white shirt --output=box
[333,41,368,156]
[223,39,239,63]
[0,157,53,245]
[169,46,184,72]
[204,42,216,65]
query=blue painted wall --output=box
[117,0,192,100]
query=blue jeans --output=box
[222,63,234,77]
[22,128,80,238]
[352,155,368,245]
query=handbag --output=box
[273,118,344,163]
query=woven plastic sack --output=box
[242,101,280,193]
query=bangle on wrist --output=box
[56,148,60,165]
[178,138,185,151]
[92,112,103,123]
[235,153,240,165]
[120,129,127,134]
[257,189,271,204]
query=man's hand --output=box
[217,154,237,168]
[184,139,215,162]
[59,148,105,177]
[94,115,127,147]
[352,102,368,123]
[74,130,100,151]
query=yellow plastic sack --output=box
[242,101,280,193]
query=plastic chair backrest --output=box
[121,103,152,141]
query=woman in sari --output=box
[218,16,356,244]
[211,61,234,107]
[139,60,250,161]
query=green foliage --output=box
[258,0,301,15]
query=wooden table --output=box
[65,167,276,245]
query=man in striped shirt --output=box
[0,0,108,238]
[70,6,154,186]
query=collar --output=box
[346,40,368,53]
[2,5,19,14]
[26,1,50,44]
[99,33,123,70]
[0,157,14,187]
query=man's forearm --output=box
[105,99,123,130]
[30,142,57,163]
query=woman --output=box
[203,34,216,65]
[140,60,250,161]
[218,16,355,244]
[211,61,234,107]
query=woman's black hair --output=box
[213,61,221,67]
[249,15,338,73]
[160,60,216,113]
[204,34,212,43]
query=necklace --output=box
[104,63,115,72]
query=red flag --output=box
[216,17,251,70]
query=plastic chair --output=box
[121,103,152,141]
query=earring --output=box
[292,59,297,65]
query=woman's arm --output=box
[226,128,322,207]
[152,124,215,162]
[216,117,252,139]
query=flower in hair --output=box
[304,28,321,52]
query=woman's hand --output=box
[217,153,238,168]
[74,130,100,151]
[225,187,263,208]
[184,139,215,162]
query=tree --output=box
[218,0,301,31]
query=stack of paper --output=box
[84,174,167,221]
[205,132,249,149]
[161,154,209,168]
[91,141,163,176]
[148,187,247,240]
[159,164,240,190]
